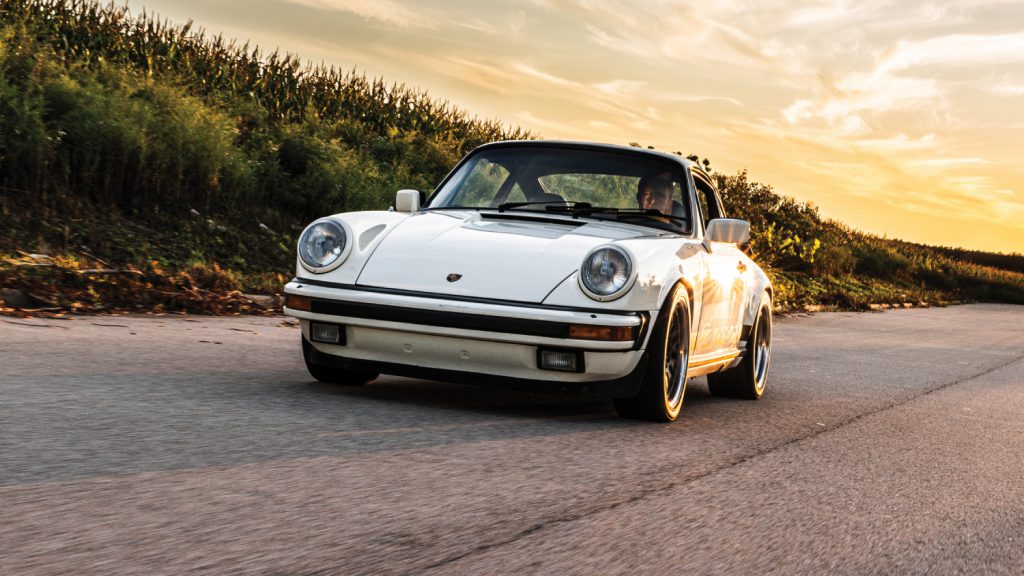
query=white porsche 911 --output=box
[283,141,772,421]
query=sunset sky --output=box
[122,0,1024,253]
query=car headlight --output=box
[298,219,349,272]
[579,245,635,301]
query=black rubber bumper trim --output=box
[311,297,575,339]
[293,281,649,348]
[305,338,649,399]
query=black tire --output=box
[708,292,772,400]
[302,338,378,385]
[614,285,691,422]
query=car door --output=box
[691,172,746,357]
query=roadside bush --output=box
[853,242,913,281]
[809,225,856,277]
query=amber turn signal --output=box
[568,324,636,341]
[285,294,311,311]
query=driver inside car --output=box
[637,174,684,218]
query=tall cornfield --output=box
[1,0,528,142]
[0,0,530,231]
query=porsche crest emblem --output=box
[446,273,463,282]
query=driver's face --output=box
[639,186,673,213]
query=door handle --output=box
[737,261,747,272]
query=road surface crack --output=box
[421,353,1024,572]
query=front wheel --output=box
[302,338,378,385]
[614,286,690,422]
[708,292,772,399]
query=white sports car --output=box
[284,141,772,421]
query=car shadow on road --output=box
[297,373,727,423]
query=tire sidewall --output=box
[654,286,690,420]
[748,293,772,398]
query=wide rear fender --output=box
[741,255,773,328]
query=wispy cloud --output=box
[457,11,528,39]
[584,23,655,60]
[991,82,1024,97]
[909,157,993,170]
[780,30,1024,144]
[513,110,582,134]
[281,0,436,28]
[511,63,579,89]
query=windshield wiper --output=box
[544,204,686,227]
[496,200,589,212]
[421,205,495,211]
[494,201,685,228]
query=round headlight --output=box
[579,245,635,301]
[298,220,348,272]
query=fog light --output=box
[310,322,344,345]
[538,348,584,373]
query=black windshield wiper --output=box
[599,210,686,228]
[497,200,589,212]
[545,205,685,227]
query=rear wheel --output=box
[302,338,378,385]
[614,286,690,422]
[708,292,772,399]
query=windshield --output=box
[427,147,692,233]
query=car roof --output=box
[473,140,699,170]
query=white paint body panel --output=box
[354,211,657,303]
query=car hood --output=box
[356,211,656,303]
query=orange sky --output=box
[124,0,1024,253]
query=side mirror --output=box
[705,218,751,246]
[395,189,421,213]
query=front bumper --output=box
[284,280,651,395]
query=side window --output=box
[695,183,710,228]
[693,176,722,229]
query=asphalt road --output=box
[2,304,1023,575]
